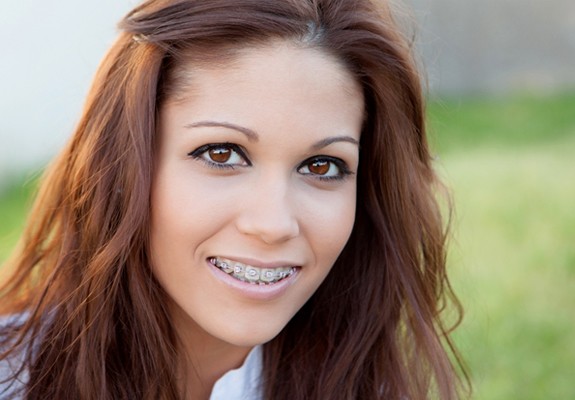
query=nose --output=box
[235,177,300,245]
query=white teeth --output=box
[261,269,276,283]
[244,266,260,282]
[210,257,295,284]
[233,263,245,277]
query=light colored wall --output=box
[410,0,575,94]
[0,0,135,184]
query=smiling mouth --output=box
[208,257,297,285]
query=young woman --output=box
[0,0,466,399]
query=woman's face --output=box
[150,41,364,349]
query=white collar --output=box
[210,345,263,400]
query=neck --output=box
[171,307,253,400]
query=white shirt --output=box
[210,345,263,400]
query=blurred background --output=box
[1,1,574,398]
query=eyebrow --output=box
[184,121,259,142]
[184,120,359,149]
[310,136,360,150]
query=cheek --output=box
[149,175,209,276]
[301,186,357,265]
[150,167,233,242]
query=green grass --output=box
[428,92,575,153]
[428,93,575,399]
[0,175,39,262]
[440,143,575,399]
[1,93,574,399]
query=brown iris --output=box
[308,160,330,175]
[209,147,231,163]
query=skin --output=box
[150,41,364,399]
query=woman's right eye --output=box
[188,143,251,169]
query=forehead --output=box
[163,40,361,106]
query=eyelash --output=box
[187,143,353,181]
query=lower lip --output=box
[206,260,299,301]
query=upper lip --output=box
[210,255,301,269]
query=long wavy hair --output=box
[0,0,466,398]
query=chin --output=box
[208,312,295,348]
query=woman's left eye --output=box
[297,156,352,181]
[188,143,251,169]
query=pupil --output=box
[209,148,231,163]
[309,160,330,175]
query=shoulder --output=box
[0,313,31,400]
[0,354,26,400]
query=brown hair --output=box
[0,0,467,398]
